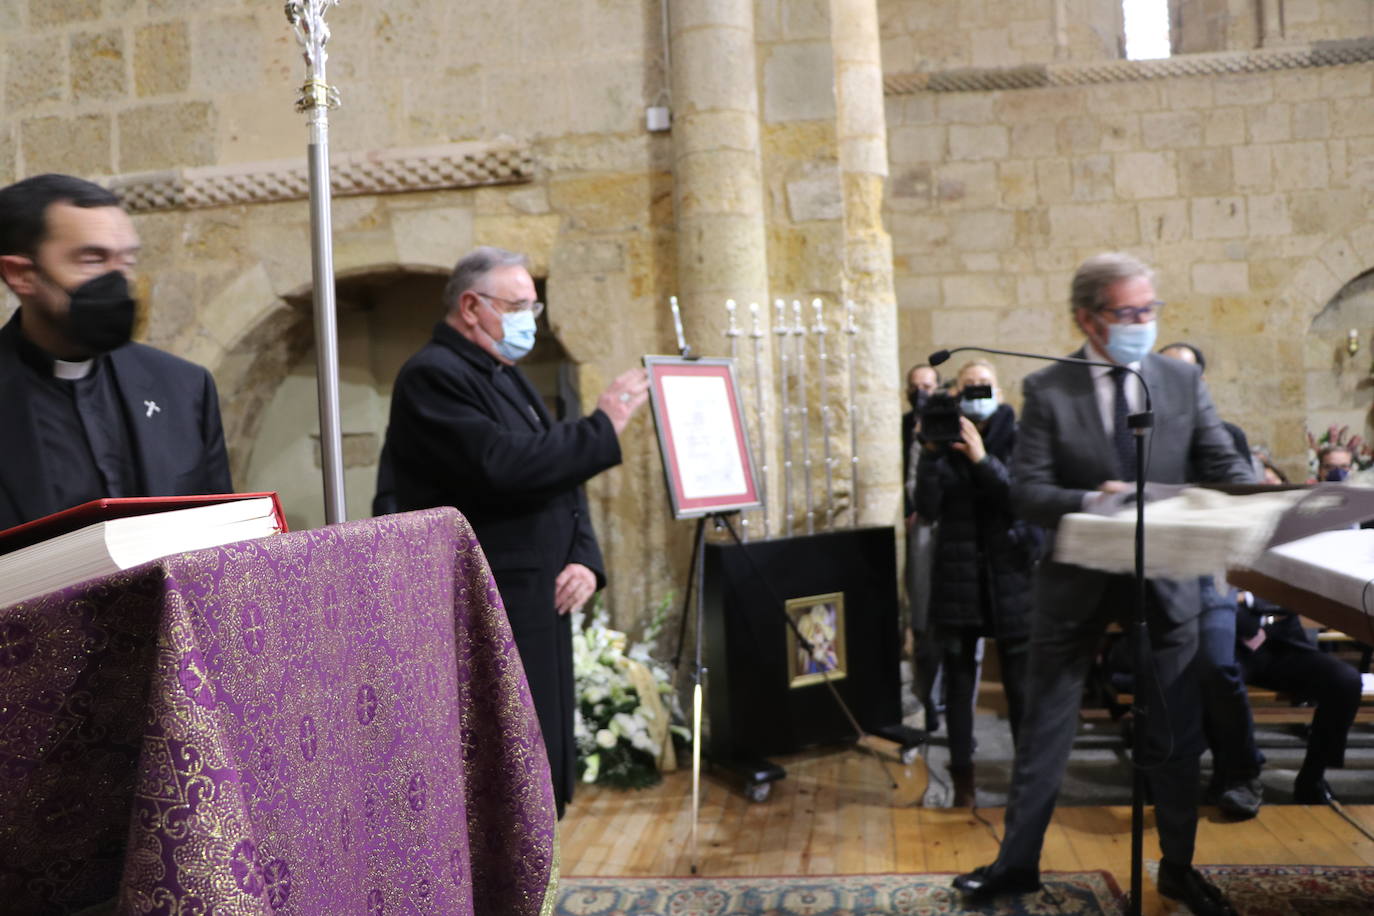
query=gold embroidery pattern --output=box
[0,508,556,914]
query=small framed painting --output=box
[784,592,847,688]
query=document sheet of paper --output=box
[661,374,748,499]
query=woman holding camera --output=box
[914,359,1039,806]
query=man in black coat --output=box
[376,246,648,818]
[0,174,231,531]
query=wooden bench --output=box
[1081,624,1374,729]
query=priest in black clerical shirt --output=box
[0,173,231,531]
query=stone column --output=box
[830,0,900,528]
[1259,0,1284,48]
[668,0,778,534]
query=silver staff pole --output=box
[812,298,835,530]
[774,299,793,536]
[844,300,860,526]
[724,300,746,541]
[286,1,346,524]
[748,302,770,537]
[793,300,814,535]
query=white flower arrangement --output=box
[572,597,688,788]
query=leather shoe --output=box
[1293,775,1335,805]
[952,864,1041,898]
[1157,861,1237,916]
[1214,778,1262,819]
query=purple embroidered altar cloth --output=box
[0,508,557,915]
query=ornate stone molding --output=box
[885,37,1374,95]
[108,141,534,213]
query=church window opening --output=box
[1122,0,1171,59]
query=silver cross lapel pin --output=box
[144,399,161,418]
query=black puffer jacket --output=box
[914,403,1040,638]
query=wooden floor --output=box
[560,739,1374,914]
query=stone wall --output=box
[879,0,1122,70]
[0,0,684,630]
[883,2,1374,478]
[1,0,905,635]
[1171,0,1371,53]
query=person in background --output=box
[1158,342,1264,818]
[903,362,945,733]
[1316,444,1353,482]
[0,174,231,530]
[902,363,941,514]
[913,359,1037,806]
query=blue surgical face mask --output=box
[1325,466,1351,483]
[961,395,998,422]
[494,309,536,362]
[1104,319,1157,365]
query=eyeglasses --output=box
[475,291,544,319]
[1098,300,1165,323]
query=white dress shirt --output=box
[1085,339,1143,437]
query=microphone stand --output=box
[931,344,1153,916]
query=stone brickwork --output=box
[880,0,1121,71]
[0,0,684,629]
[884,10,1374,476]
[1170,0,1373,54]
[0,0,907,634]
[8,0,1367,631]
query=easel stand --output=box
[674,512,759,873]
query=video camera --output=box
[920,384,992,444]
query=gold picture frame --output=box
[784,592,847,688]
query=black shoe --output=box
[1157,861,1238,916]
[1293,775,1335,805]
[952,864,1041,898]
[1215,778,1263,820]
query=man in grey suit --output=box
[953,253,1251,916]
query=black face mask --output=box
[908,389,929,411]
[63,270,136,354]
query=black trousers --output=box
[1240,634,1361,775]
[934,627,1028,770]
[996,576,1203,871]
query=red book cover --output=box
[0,492,287,555]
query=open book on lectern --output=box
[0,492,286,607]
[1053,483,1374,578]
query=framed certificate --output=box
[644,355,762,519]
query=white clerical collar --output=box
[53,358,94,380]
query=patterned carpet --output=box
[555,872,1125,915]
[1198,864,1374,915]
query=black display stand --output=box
[701,526,923,800]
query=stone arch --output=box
[1300,271,1374,476]
[1279,230,1374,474]
[216,259,581,531]
[214,263,450,530]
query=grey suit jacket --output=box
[1012,349,1253,625]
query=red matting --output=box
[646,357,760,518]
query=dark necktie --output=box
[1111,367,1137,481]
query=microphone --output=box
[927,344,1152,412]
